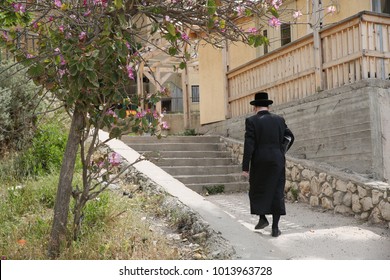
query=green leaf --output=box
[207,0,217,15]
[270,7,279,18]
[27,64,45,77]
[109,126,122,139]
[114,0,123,9]
[166,23,176,36]
[179,62,186,69]
[168,47,178,56]
[86,71,99,87]
[151,22,159,34]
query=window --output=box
[191,85,200,103]
[281,23,291,46]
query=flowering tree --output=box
[0,0,300,258]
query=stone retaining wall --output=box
[221,136,390,228]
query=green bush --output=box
[0,63,42,155]
[16,122,68,177]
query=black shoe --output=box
[271,228,281,237]
[255,219,269,230]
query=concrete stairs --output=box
[121,135,248,194]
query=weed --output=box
[204,185,225,195]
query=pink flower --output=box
[12,3,26,13]
[181,33,189,41]
[106,109,118,118]
[32,21,39,29]
[271,0,282,10]
[2,31,9,41]
[268,17,281,28]
[126,42,131,49]
[161,121,169,130]
[58,69,67,78]
[247,27,258,34]
[79,31,87,41]
[293,10,303,19]
[59,25,64,33]
[26,53,34,59]
[109,152,122,167]
[235,6,244,16]
[126,65,135,80]
[327,5,336,14]
[54,0,62,8]
[83,10,91,17]
[93,0,108,7]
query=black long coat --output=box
[242,110,294,216]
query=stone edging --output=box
[221,136,390,228]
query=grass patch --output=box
[0,173,183,260]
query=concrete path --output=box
[100,131,390,260]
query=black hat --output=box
[250,92,273,106]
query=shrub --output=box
[0,63,42,155]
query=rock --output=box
[369,207,382,224]
[342,192,352,207]
[299,181,311,197]
[310,177,320,196]
[347,182,357,193]
[298,193,309,203]
[360,212,370,220]
[372,190,383,205]
[352,194,362,213]
[357,186,367,198]
[321,197,334,209]
[333,191,345,206]
[318,173,327,183]
[192,232,207,241]
[302,169,316,180]
[334,205,353,215]
[193,253,204,260]
[378,201,390,221]
[335,180,348,192]
[360,197,373,211]
[322,182,333,197]
[310,196,319,207]
[291,166,300,181]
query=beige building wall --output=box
[198,43,226,124]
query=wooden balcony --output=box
[227,11,390,118]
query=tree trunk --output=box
[47,106,84,259]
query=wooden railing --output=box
[227,11,390,118]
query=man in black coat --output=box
[242,92,294,237]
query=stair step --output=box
[123,135,247,193]
[129,142,225,151]
[174,174,244,184]
[122,135,221,144]
[154,158,234,166]
[161,165,241,176]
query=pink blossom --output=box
[26,53,34,59]
[54,47,61,54]
[327,5,337,14]
[126,42,131,49]
[32,21,39,29]
[106,109,118,118]
[126,65,135,80]
[161,121,169,130]
[93,0,108,7]
[181,33,189,41]
[109,152,122,167]
[153,111,159,119]
[83,10,91,17]
[79,31,87,41]
[12,3,26,13]
[2,31,9,41]
[59,25,64,33]
[271,0,282,10]
[293,10,303,19]
[54,0,62,8]
[135,111,146,119]
[58,69,67,78]
[247,27,258,34]
[235,6,244,16]
[165,16,171,22]
[268,17,281,28]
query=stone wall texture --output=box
[199,79,390,182]
[221,137,390,227]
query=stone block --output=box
[299,181,311,197]
[321,197,334,210]
[302,169,316,180]
[352,194,362,213]
[379,201,390,221]
[372,190,383,205]
[333,191,345,206]
[322,182,333,197]
[334,205,353,215]
[290,166,301,181]
[310,177,320,196]
[357,185,367,198]
[342,192,352,207]
[369,207,382,224]
[318,173,327,183]
[336,180,348,192]
[360,197,373,211]
[310,196,319,207]
[347,182,357,193]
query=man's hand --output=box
[242,171,249,178]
